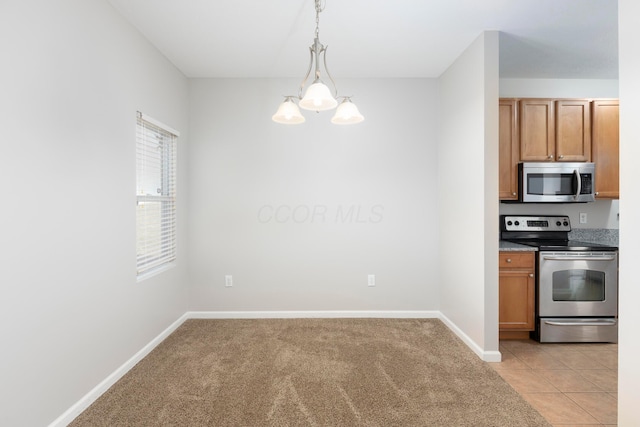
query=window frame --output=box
[135,111,179,280]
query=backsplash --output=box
[569,228,619,245]
[499,199,619,230]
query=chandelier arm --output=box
[321,45,338,98]
[298,47,315,100]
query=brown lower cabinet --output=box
[499,251,535,339]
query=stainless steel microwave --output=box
[518,162,596,203]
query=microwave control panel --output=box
[580,174,593,194]
[502,215,571,232]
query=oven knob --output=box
[563,221,569,226]
[514,221,520,226]
[556,221,561,226]
[507,221,513,226]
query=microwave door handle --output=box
[574,169,581,199]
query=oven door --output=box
[538,251,618,317]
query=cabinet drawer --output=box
[499,252,534,269]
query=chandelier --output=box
[272,0,364,125]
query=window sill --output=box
[136,262,176,283]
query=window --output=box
[136,112,178,278]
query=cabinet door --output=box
[592,99,619,199]
[499,99,519,200]
[499,270,535,330]
[555,100,591,161]
[519,99,555,161]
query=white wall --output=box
[617,0,640,424]
[0,1,189,426]
[500,78,619,98]
[437,32,500,358]
[187,78,439,313]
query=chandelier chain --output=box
[314,0,325,38]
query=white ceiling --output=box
[107,0,618,79]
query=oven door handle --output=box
[544,320,617,327]
[542,255,617,261]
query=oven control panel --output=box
[502,215,571,232]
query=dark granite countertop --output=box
[569,228,619,246]
[499,228,618,252]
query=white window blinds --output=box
[136,112,178,278]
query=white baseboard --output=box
[48,312,189,427]
[438,313,502,362]
[482,351,502,363]
[52,309,499,426]
[188,310,441,319]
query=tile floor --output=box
[489,339,618,426]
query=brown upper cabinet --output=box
[519,99,555,161]
[499,99,519,200]
[519,99,591,162]
[499,98,618,201]
[592,99,619,199]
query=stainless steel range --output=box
[500,215,618,343]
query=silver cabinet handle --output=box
[529,273,534,277]
[595,191,600,196]
[543,255,617,261]
[559,155,564,159]
[548,155,554,159]
[544,320,617,327]
[512,192,516,196]
[506,258,512,263]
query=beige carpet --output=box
[70,318,550,426]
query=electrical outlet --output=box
[225,275,233,287]
[368,274,375,287]
[579,212,587,224]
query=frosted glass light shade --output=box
[272,98,305,124]
[299,82,338,111]
[331,99,364,124]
